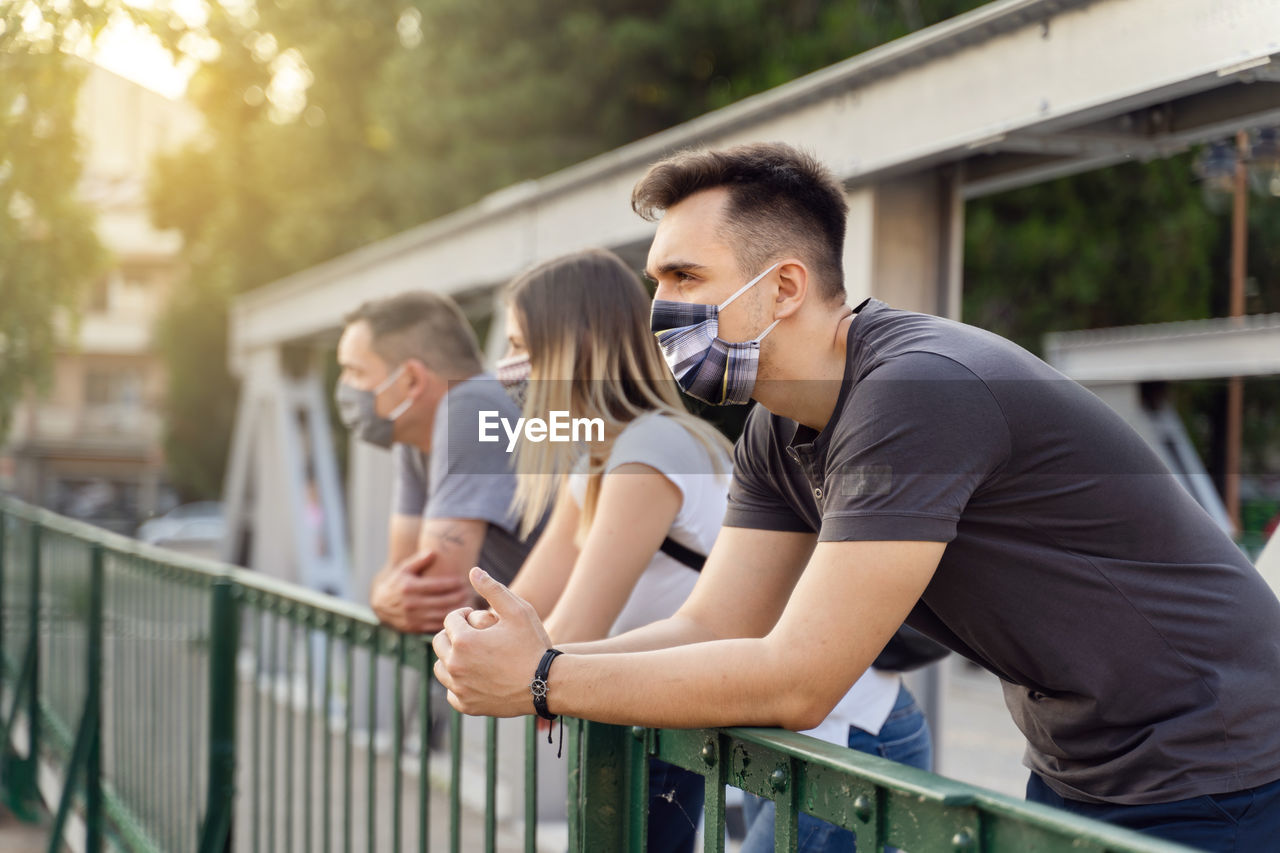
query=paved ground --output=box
[933,657,1029,799]
[0,805,49,852]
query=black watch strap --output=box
[531,648,564,721]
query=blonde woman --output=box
[492,248,730,852]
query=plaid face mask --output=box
[650,263,780,406]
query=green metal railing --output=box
[0,496,534,852]
[0,496,1190,852]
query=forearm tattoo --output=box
[425,521,468,553]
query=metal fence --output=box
[0,496,1189,852]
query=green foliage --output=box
[153,278,238,500]
[149,0,986,497]
[963,153,1280,485]
[0,1,110,437]
[963,154,1223,352]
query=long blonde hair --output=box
[506,248,731,539]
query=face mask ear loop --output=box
[752,318,782,343]
[717,262,781,311]
[387,395,413,422]
[378,364,412,421]
[374,363,406,395]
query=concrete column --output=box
[845,166,966,748]
[347,439,395,605]
[844,166,964,318]
[223,346,351,592]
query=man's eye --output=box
[675,271,695,282]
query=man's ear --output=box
[402,358,439,399]
[773,259,810,320]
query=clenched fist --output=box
[432,568,554,717]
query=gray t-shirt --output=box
[390,374,536,585]
[725,299,1280,805]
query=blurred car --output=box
[137,501,226,559]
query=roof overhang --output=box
[1046,314,1280,383]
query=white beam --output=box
[1046,314,1280,383]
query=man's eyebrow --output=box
[643,260,710,280]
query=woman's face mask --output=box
[334,364,412,448]
[494,352,531,407]
[649,262,780,405]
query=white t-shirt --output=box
[569,412,900,743]
[568,412,728,637]
[804,668,900,743]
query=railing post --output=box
[0,519,39,821]
[571,720,645,852]
[48,542,105,850]
[198,579,239,853]
[0,508,7,678]
[26,523,40,777]
[85,543,104,851]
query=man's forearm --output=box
[560,614,720,656]
[546,638,827,731]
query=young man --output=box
[336,292,535,633]
[432,143,1280,849]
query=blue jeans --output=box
[740,684,932,853]
[647,757,706,853]
[1027,771,1280,852]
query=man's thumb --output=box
[404,549,438,574]
[469,567,522,615]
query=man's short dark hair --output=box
[632,142,849,303]
[344,291,482,374]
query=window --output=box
[85,368,143,407]
[88,277,110,313]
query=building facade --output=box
[1,65,200,533]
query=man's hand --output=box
[371,549,474,633]
[466,609,499,630]
[433,568,551,717]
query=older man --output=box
[336,291,535,632]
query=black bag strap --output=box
[659,536,705,572]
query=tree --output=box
[0,1,109,437]
[963,154,1222,351]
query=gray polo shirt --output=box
[391,374,537,585]
[725,299,1280,805]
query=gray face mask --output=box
[334,364,412,449]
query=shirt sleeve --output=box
[603,415,712,497]
[601,414,730,539]
[723,405,813,533]
[818,352,1010,543]
[424,382,520,533]
[390,443,428,518]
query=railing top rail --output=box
[0,495,379,627]
[722,726,1196,852]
